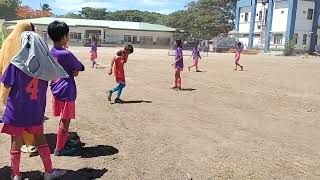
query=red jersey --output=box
[113,49,128,83]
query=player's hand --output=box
[108,68,112,75]
[73,70,79,77]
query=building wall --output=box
[106,29,173,43]
[253,3,267,34]
[238,6,252,33]
[271,1,289,33]
[32,25,174,46]
[295,0,314,33]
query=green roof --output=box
[6,17,176,32]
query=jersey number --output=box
[26,78,39,100]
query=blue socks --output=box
[112,82,126,98]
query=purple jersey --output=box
[91,42,97,52]
[192,48,201,60]
[175,47,184,69]
[50,47,85,101]
[1,64,48,127]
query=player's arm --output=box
[1,64,15,88]
[68,53,85,77]
[108,58,115,75]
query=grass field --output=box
[1,47,320,179]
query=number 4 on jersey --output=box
[26,78,39,100]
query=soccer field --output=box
[1,47,320,179]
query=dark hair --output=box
[175,39,182,48]
[92,36,97,42]
[237,42,242,47]
[30,23,35,31]
[124,44,134,54]
[47,21,69,42]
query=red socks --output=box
[175,78,182,88]
[177,78,181,87]
[56,127,68,151]
[38,144,53,173]
[10,150,21,176]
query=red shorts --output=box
[52,97,75,119]
[90,51,97,61]
[235,51,241,61]
[1,124,44,137]
[116,76,125,84]
[175,67,183,72]
[193,59,199,65]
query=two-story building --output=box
[235,0,320,52]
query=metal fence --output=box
[168,40,209,56]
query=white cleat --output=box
[44,169,66,180]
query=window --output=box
[140,36,153,45]
[294,34,298,45]
[244,13,249,22]
[41,31,48,42]
[302,34,307,45]
[157,37,171,46]
[307,9,314,20]
[258,25,261,29]
[274,34,283,44]
[258,10,263,20]
[124,35,132,43]
[69,32,82,42]
[105,35,122,44]
[132,36,137,44]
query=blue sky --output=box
[22,0,190,15]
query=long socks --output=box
[56,127,68,151]
[38,144,53,173]
[112,83,125,98]
[10,150,21,176]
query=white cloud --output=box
[53,0,112,11]
[140,0,169,6]
[156,9,175,15]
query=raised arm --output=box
[108,58,115,75]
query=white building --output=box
[4,17,177,47]
[235,0,320,52]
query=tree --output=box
[60,12,83,19]
[79,7,107,20]
[40,3,51,12]
[105,10,166,24]
[163,0,236,39]
[16,5,53,19]
[0,0,21,20]
[0,26,7,48]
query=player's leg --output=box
[115,82,125,103]
[11,135,23,178]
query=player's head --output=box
[124,44,134,55]
[92,36,97,42]
[47,21,69,46]
[237,42,242,47]
[175,39,182,48]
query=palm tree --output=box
[40,3,52,12]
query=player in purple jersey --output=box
[188,46,202,72]
[172,39,184,90]
[0,31,67,180]
[47,21,85,156]
[90,36,98,68]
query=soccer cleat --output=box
[11,176,22,180]
[107,90,113,101]
[44,169,66,180]
[114,98,124,104]
[54,146,79,156]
